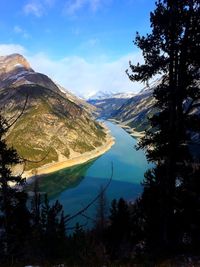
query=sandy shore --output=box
[24,126,115,178]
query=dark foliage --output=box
[1,1,200,265]
[0,115,29,263]
[0,115,66,265]
[106,198,131,259]
[127,0,200,256]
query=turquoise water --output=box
[34,121,150,228]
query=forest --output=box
[0,0,200,266]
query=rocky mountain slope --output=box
[0,54,106,171]
[88,82,158,131]
[111,80,160,132]
[57,84,97,115]
[112,79,200,134]
[89,78,200,140]
[88,91,136,118]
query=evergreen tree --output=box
[29,179,43,260]
[107,198,131,259]
[95,185,108,234]
[127,0,200,253]
[69,223,89,265]
[41,196,65,260]
[0,115,29,262]
[30,189,66,262]
[0,119,67,263]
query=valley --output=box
[1,1,199,265]
[0,53,157,179]
[0,54,114,175]
[1,53,189,234]
[0,58,154,223]
[88,80,159,134]
[27,121,151,227]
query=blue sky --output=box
[0,0,156,97]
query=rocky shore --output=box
[23,125,115,178]
[108,118,145,138]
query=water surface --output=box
[32,122,150,227]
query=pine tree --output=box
[39,195,66,261]
[95,185,108,233]
[107,198,131,259]
[30,188,67,262]
[0,115,67,264]
[0,115,29,262]
[127,0,200,253]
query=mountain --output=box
[111,80,160,132]
[0,54,107,171]
[56,84,97,115]
[112,78,200,141]
[88,91,136,118]
[88,90,116,100]
[88,80,162,132]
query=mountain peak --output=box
[0,53,32,73]
[88,90,135,100]
[0,54,108,172]
[0,53,34,86]
[0,54,61,90]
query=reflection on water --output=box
[26,159,97,199]
[27,121,151,227]
[58,177,142,229]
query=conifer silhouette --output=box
[127,0,200,253]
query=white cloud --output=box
[65,0,86,15]
[14,26,23,34]
[78,38,99,50]
[64,0,107,15]
[14,26,31,39]
[87,38,98,47]
[23,1,44,17]
[23,0,56,17]
[0,43,144,97]
[28,52,144,97]
[0,44,27,56]
[90,0,101,11]
[44,0,56,7]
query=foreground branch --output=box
[65,162,113,223]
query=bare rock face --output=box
[0,53,31,71]
[112,83,156,132]
[0,53,61,91]
[0,53,34,89]
[0,53,32,79]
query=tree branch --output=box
[5,94,29,131]
[185,99,200,115]
[65,162,113,223]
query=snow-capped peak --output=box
[88,90,135,100]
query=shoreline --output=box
[107,118,145,138]
[23,124,115,179]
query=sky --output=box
[0,0,156,98]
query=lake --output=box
[32,121,150,228]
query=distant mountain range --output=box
[89,79,200,147]
[88,91,136,118]
[112,80,160,131]
[88,81,158,131]
[0,54,106,171]
[88,90,136,100]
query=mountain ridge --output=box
[0,54,109,172]
[88,91,136,118]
